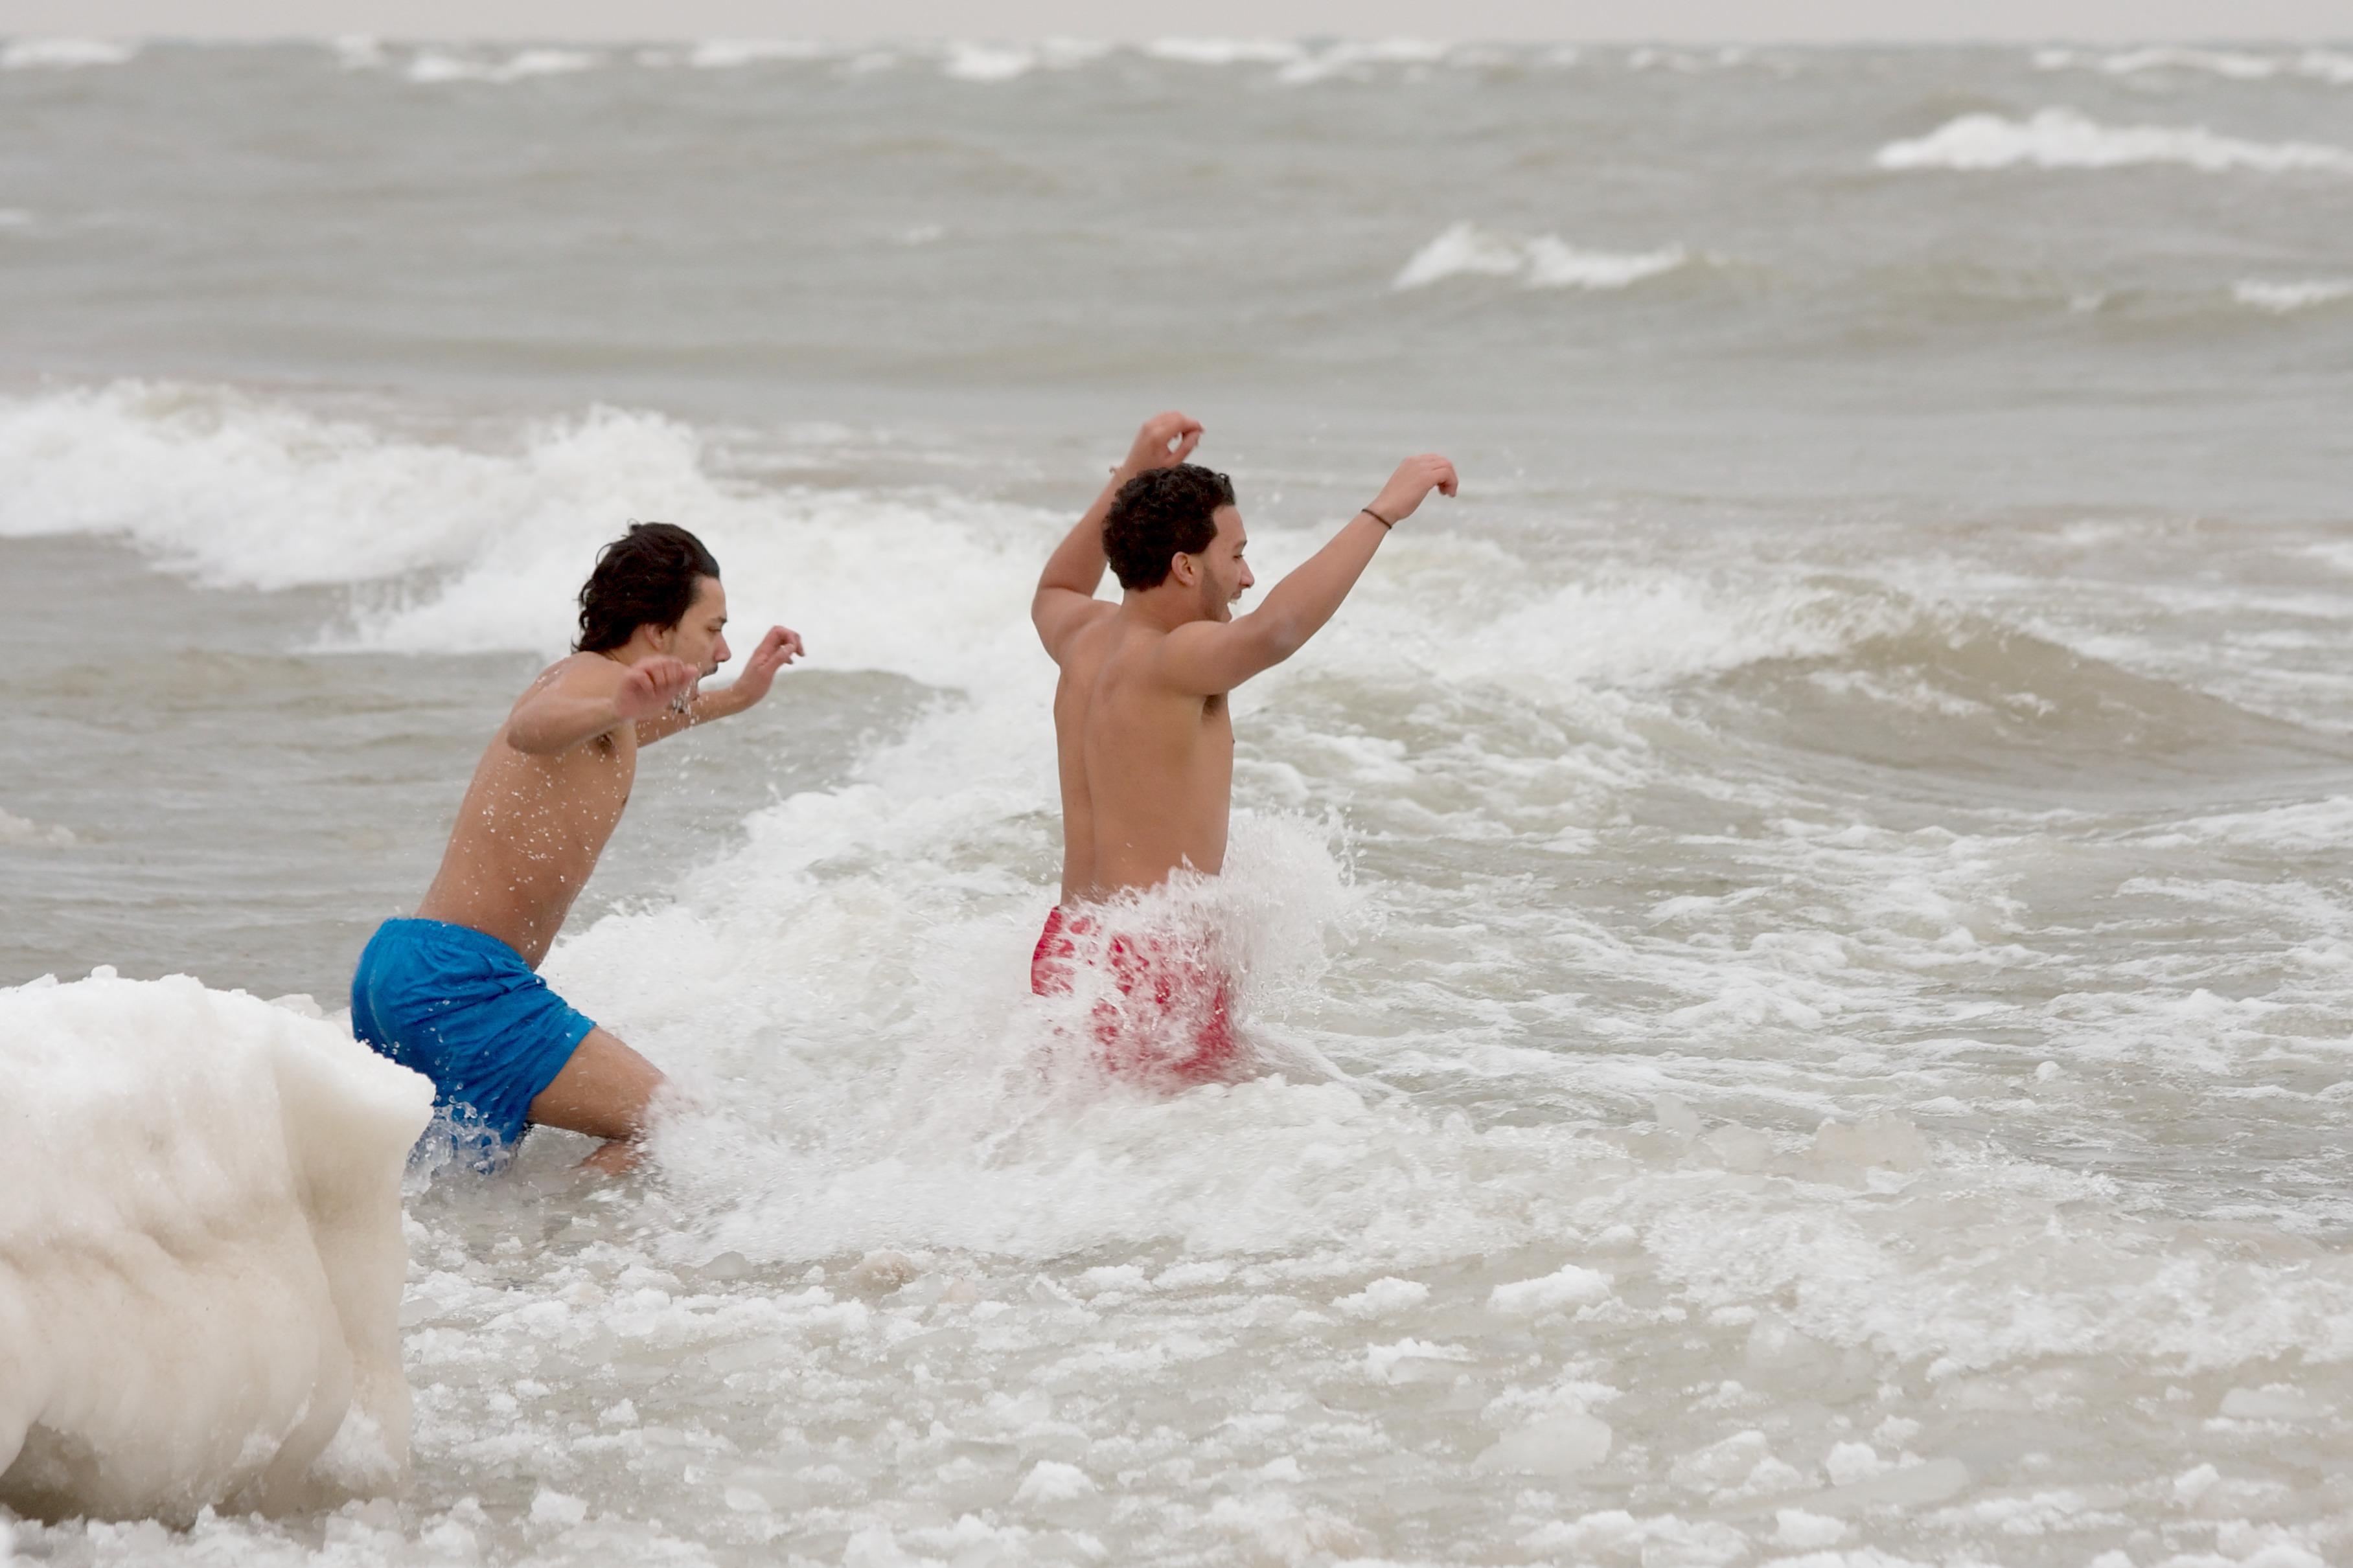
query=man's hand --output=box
[1118,411,1204,482]
[612,656,700,722]
[729,626,805,707]
[1368,455,1459,526]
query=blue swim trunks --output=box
[350,918,597,1157]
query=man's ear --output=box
[1170,553,1200,587]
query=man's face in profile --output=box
[662,576,733,676]
[1191,506,1254,623]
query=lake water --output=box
[4,34,2353,1568]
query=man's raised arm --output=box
[1157,454,1457,697]
[505,655,698,755]
[1032,411,1204,661]
[635,626,805,746]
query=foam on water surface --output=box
[10,384,2353,1561]
[0,40,135,71]
[402,50,600,85]
[1394,223,1689,292]
[1876,108,2353,174]
[2033,46,2353,86]
[2234,278,2353,313]
[0,807,72,846]
[1145,38,1309,66]
[677,39,832,70]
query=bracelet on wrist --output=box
[1360,506,1395,530]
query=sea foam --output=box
[404,49,599,85]
[2234,278,2353,313]
[0,383,721,598]
[1876,108,2353,174]
[1145,38,1307,66]
[1275,39,1452,85]
[680,39,831,70]
[1395,223,1687,291]
[2033,45,2353,85]
[0,974,431,1521]
[0,38,135,70]
[2034,46,2284,80]
[939,39,1108,82]
[0,806,73,846]
[8,380,2352,1560]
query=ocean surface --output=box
[5,33,2353,1567]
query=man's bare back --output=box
[1051,614,1235,902]
[1035,414,1456,906]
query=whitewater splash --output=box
[1876,108,2353,174]
[0,974,431,1522]
[1395,223,1688,291]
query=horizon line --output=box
[14,31,2353,46]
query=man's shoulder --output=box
[1052,598,1119,652]
[1105,622,1232,707]
[527,651,623,694]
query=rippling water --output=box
[5,36,2353,1568]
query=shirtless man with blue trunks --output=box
[351,522,801,1172]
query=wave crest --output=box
[1,38,135,70]
[2033,45,2353,85]
[1876,108,2353,174]
[404,49,598,84]
[1394,223,1687,292]
[2234,278,2353,313]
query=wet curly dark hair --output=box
[575,521,720,653]
[1103,464,1237,591]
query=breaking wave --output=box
[1394,223,1688,291]
[1876,108,2353,174]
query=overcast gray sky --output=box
[4,1,2348,43]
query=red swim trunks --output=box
[1031,906,1241,1084]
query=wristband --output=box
[1360,506,1395,530]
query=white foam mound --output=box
[1395,222,1687,292]
[0,973,433,1522]
[1876,108,2353,174]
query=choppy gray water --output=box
[5,34,2353,1568]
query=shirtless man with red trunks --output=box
[1029,413,1457,1082]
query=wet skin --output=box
[1033,413,1457,905]
[416,576,801,1170]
